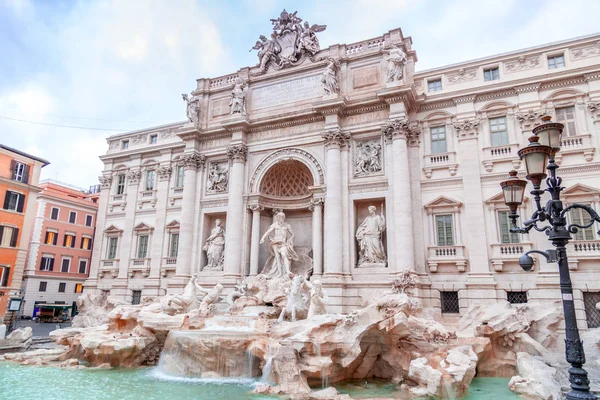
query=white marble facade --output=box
[87,16,600,328]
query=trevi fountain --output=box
[2,9,600,400]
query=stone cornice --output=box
[312,96,348,116]
[421,177,463,188]
[376,85,418,111]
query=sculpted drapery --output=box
[356,205,387,267]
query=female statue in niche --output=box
[356,205,387,267]
[203,219,225,270]
[260,212,299,278]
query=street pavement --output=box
[13,319,72,337]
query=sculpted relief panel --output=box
[354,139,383,177]
[211,98,230,118]
[251,75,322,109]
[206,161,229,194]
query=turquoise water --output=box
[0,363,275,400]
[0,363,519,400]
[334,377,520,399]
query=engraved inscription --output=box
[353,66,380,89]
[211,98,230,118]
[251,75,322,109]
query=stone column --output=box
[175,153,204,278]
[455,120,497,297]
[85,174,112,289]
[148,164,172,288]
[382,119,415,272]
[223,144,248,278]
[322,129,349,277]
[309,198,324,277]
[248,205,263,276]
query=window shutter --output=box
[40,258,45,270]
[63,235,67,247]
[17,194,25,212]
[53,233,58,246]
[1,267,9,287]
[10,160,16,180]
[45,231,50,244]
[0,226,4,244]
[49,258,54,271]
[22,165,30,184]
[10,228,18,247]
[3,191,10,210]
[71,236,75,248]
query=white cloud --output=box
[1,0,229,188]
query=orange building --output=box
[21,180,99,319]
[0,144,49,324]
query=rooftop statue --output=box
[250,9,326,75]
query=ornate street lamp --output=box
[500,118,599,400]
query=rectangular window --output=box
[75,283,83,293]
[571,206,595,241]
[39,281,47,292]
[169,233,179,257]
[498,211,520,244]
[507,291,528,304]
[145,170,156,191]
[555,106,577,137]
[430,126,447,154]
[61,258,71,273]
[10,161,29,183]
[3,190,25,212]
[116,174,126,195]
[428,79,442,92]
[0,226,18,247]
[40,256,54,271]
[132,290,142,305]
[484,67,500,82]
[0,266,10,287]
[81,236,92,250]
[58,282,66,293]
[121,140,129,150]
[583,292,600,329]
[150,134,158,144]
[441,291,460,314]
[176,166,185,187]
[137,235,149,258]
[435,214,454,246]
[64,234,76,248]
[489,116,509,146]
[50,207,59,220]
[107,237,118,259]
[85,215,93,227]
[548,54,565,69]
[78,259,88,274]
[45,230,58,245]
[68,211,77,224]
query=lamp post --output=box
[500,116,598,400]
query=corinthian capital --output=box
[181,152,206,170]
[98,174,112,189]
[453,119,480,139]
[157,165,173,181]
[226,144,248,163]
[126,169,142,185]
[321,128,350,148]
[382,119,420,146]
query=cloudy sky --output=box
[1,0,599,189]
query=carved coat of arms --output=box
[250,9,326,75]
